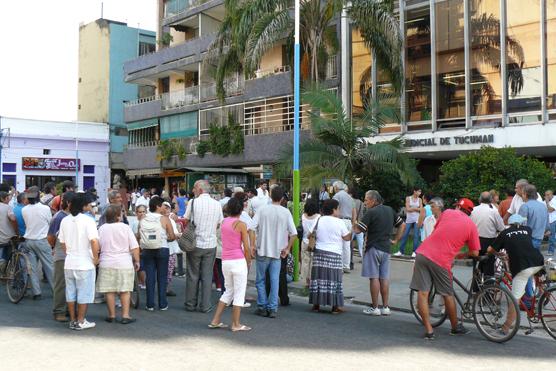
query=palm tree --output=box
[276,87,417,189]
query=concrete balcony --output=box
[162,0,224,27]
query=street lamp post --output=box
[292,0,301,281]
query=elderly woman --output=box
[209,198,252,331]
[97,205,140,324]
[309,199,351,314]
[422,197,444,240]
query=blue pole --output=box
[292,0,301,280]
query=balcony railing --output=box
[125,140,160,150]
[125,95,162,107]
[249,65,290,80]
[325,55,337,80]
[200,76,245,102]
[161,86,199,110]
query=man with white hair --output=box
[503,179,543,224]
[332,181,356,272]
[183,180,223,312]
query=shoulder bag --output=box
[306,217,321,252]
[178,199,197,252]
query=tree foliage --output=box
[436,147,555,202]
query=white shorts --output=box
[512,266,543,299]
[220,259,248,306]
[65,269,96,304]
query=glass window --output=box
[138,42,156,56]
[2,163,16,173]
[506,0,541,114]
[548,1,556,110]
[2,175,15,187]
[351,28,372,117]
[405,5,432,122]
[160,112,198,139]
[436,0,466,124]
[469,0,502,116]
[83,165,95,174]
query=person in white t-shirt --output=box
[503,179,543,224]
[545,190,556,256]
[135,189,150,210]
[308,199,351,314]
[22,186,54,300]
[58,192,100,331]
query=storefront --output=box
[182,167,253,195]
[0,117,110,204]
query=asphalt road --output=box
[0,278,554,371]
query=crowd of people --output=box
[0,176,552,339]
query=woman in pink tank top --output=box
[209,197,252,332]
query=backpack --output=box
[139,213,163,249]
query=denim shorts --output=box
[65,269,96,304]
[361,247,390,279]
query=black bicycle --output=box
[0,239,31,303]
[409,255,520,343]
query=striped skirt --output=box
[309,249,344,307]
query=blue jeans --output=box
[549,222,556,254]
[142,248,169,309]
[256,256,281,312]
[353,232,365,257]
[399,222,420,255]
[0,243,10,262]
[525,238,543,297]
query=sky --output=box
[0,0,158,123]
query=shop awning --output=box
[127,119,158,130]
[182,167,248,174]
[126,168,161,176]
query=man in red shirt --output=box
[498,190,514,224]
[410,197,480,339]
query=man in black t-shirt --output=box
[353,190,405,316]
[487,213,544,333]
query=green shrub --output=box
[436,146,555,202]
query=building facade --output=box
[356,0,556,175]
[78,19,156,174]
[122,0,556,192]
[0,117,110,204]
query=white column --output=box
[400,1,407,132]
[464,0,472,129]
[500,0,508,126]
[541,0,548,124]
[430,0,437,132]
[341,7,351,119]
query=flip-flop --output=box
[231,325,252,332]
[104,317,116,323]
[119,318,136,325]
[208,322,229,329]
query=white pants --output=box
[341,219,352,269]
[220,258,248,306]
[512,266,543,299]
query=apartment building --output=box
[122,0,340,194]
[123,0,556,192]
[78,18,156,177]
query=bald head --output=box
[479,191,492,204]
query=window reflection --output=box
[436,0,465,124]
[548,1,556,109]
[406,6,432,121]
[469,0,502,116]
[351,28,372,117]
[507,0,541,113]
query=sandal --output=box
[331,307,345,314]
[104,317,116,323]
[208,322,229,329]
[311,305,320,312]
[231,325,252,332]
[119,318,136,325]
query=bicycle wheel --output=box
[130,271,140,309]
[410,287,447,328]
[539,286,556,340]
[473,284,519,343]
[6,252,30,304]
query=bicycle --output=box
[495,257,556,340]
[409,255,520,343]
[0,238,31,304]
